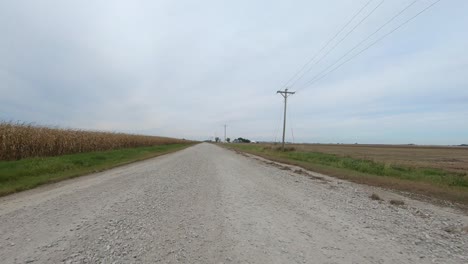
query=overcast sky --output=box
[1,0,467,144]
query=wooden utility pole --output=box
[277,88,295,150]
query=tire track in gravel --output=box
[0,143,467,263]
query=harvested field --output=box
[288,144,468,174]
[227,143,468,206]
[0,122,187,160]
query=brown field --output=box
[230,143,468,207]
[0,122,187,160]
[287,143,468,174]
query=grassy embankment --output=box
[0,122,195,196]
[0,144,194,196]
[227,144,468,205]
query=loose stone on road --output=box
[0,143,466,263]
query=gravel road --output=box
[0,143,467,263]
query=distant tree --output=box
[215,137,220,143]
[226,138,230,143]
[237,137,251,143]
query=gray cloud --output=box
[1,0,467,144]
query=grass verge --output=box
[0,143,195,196]
[226,144,468,206]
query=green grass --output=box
[227,144,468,204]
[0,143,194,196]
[286,152,468,187]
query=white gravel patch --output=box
[0,143,466,263]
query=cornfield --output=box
[0,122,188,161]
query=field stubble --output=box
[290,144,468,174]
[227,143,468,206]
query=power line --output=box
[298,0,441,91]
[288,0,385,89]
[279,0,375,90]
[298,0,420,91]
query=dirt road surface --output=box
[0,143,467,263]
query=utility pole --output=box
[277,88,295,150]
[224,124,227,143]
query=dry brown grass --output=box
[0,122,187,160]
[228,143,468,208]
[289,143,468,174]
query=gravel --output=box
[0,143,466,263]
